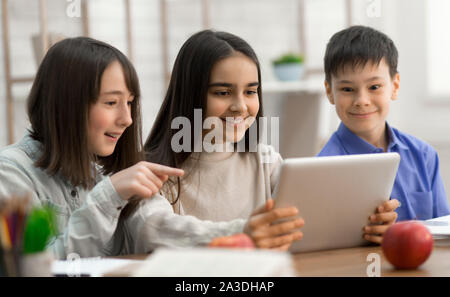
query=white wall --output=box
[1,0,347,147]
[391,0,450,144]
[388,0,450,197]
[3,0,450,195]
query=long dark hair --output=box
[144,29,264,203]
[27,37,143,189]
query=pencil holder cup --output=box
[21,250,53,277]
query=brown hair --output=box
[27,37,143,189]
[144,30,264,205]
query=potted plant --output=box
[272,53,305,81]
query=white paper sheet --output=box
[132,248,296,277]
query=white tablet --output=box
[274,153,400,253]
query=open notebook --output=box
[422,215,450,246]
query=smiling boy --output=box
[319,26,450,243]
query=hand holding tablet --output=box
[274,153,400,253]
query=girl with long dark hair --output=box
[122,30,304,252]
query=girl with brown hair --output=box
[0,37,183,259]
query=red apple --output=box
[382,221,434,269]
[208,233,255,249]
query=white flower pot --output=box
[273,63,305,81]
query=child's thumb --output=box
[265,199,275,211]
[252,199,274,215]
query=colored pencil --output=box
[0,195,32,277]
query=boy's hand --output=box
[363,199,400,244]
[244,199,304,251]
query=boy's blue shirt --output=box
[318,122,450,221]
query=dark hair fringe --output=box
[324,25,398,84]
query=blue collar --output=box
[336,122,409,154]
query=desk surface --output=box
[114,245,450,277]
[293,245,450,277]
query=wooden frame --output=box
[159,0,353,84]
[160,0,170,85]
[2,0,351,144]
[2,0,13,144]
[2,0,134,144]
[1,0,47,144]
[299,0,353,77]
[159,0,211,86]
[78,0,133,62]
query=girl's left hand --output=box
[363,199,400,244]
[244,199,304,251]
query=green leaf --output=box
[22,206,58,254]
[273,53,304,65]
